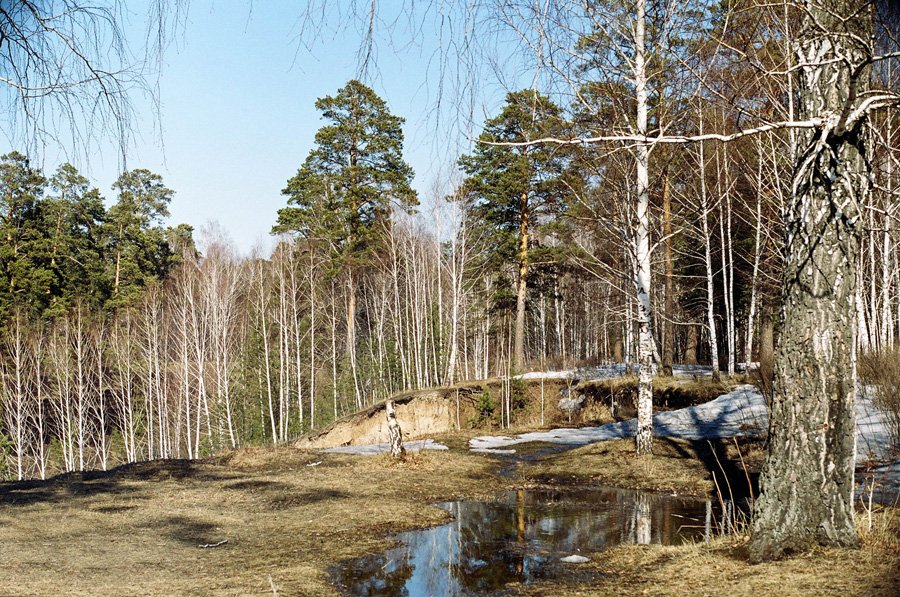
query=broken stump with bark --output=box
[386,400,406,460]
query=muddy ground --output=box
[0,379,898,596]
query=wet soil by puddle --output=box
[331,487,735,596]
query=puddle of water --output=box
[331,487,737,596]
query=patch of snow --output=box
[470,385,765,451]
[857,460,900,504]
[471,448,517,455]
[558,395,585,414]
[857,386,895,463]
[322,438,449,455]
[516,364,724,382]
[516,364,634,381]
[470,383,900,499]
[560,555,590,563]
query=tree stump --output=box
[386,400,406,459]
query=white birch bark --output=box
[633,0,654,456]
[698,116,720,381]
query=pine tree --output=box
[0,151,49,317]
[44,163,108,316]
[458,90,575,371]
[276,79,417,405]
[106,169,176,308]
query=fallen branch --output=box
[198,540,228,549]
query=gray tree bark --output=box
[750,0,872,561]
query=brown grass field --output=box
[0,380,897,596]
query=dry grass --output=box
[0,448,507,596]
[858,349,900,452]
[0,375,896,596]
[503,509,900,596]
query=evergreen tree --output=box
[0,152,49,317]
[276,79,417,405]
[106,169,176,308]
[458,90,576,370]
[277,79,417,257]
[44,163,108,316]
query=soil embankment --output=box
[295,378,596,450]
[296,386,478,449]
[297,374,733,451]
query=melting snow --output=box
[317,371,898,502]
[321,438,449,455]
[469,382,899,502]
[560,555,591,563]
[469,385,766,451]
[515,364,735,381]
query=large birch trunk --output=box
[750,0,870,561]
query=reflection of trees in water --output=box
[635,493,652,545]
[334,487,723,596]
[334,549,414,596]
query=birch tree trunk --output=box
[633,0,654,456]
[699,120,721,382]
[881,108,894,348]
[745,136,765,367]
[32,329,47,479]
[750,0,871,560]
[386,400,405,459]
[347,271,362,409]
[662,169,675,377]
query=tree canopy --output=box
[276,79,417,271]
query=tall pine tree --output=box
[44,163,108,316]
[459,90,576,370]
[276,80,417,406]
[106,169,176,308]
[0,152,49,317]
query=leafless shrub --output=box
[858,349,900,452]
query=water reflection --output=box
[331,487,735,596]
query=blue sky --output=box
[3,1,517,255]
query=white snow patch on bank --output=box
[857,387,895,463]
[321,438,449,455]
[516,364,737,382]
[470,382,899,501]
[469,385,766,451]
[858,461,900,504]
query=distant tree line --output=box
[0,153,186,317]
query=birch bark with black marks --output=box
[750,0,874,561]
[633,0,654,456]
[698,117,721,382]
